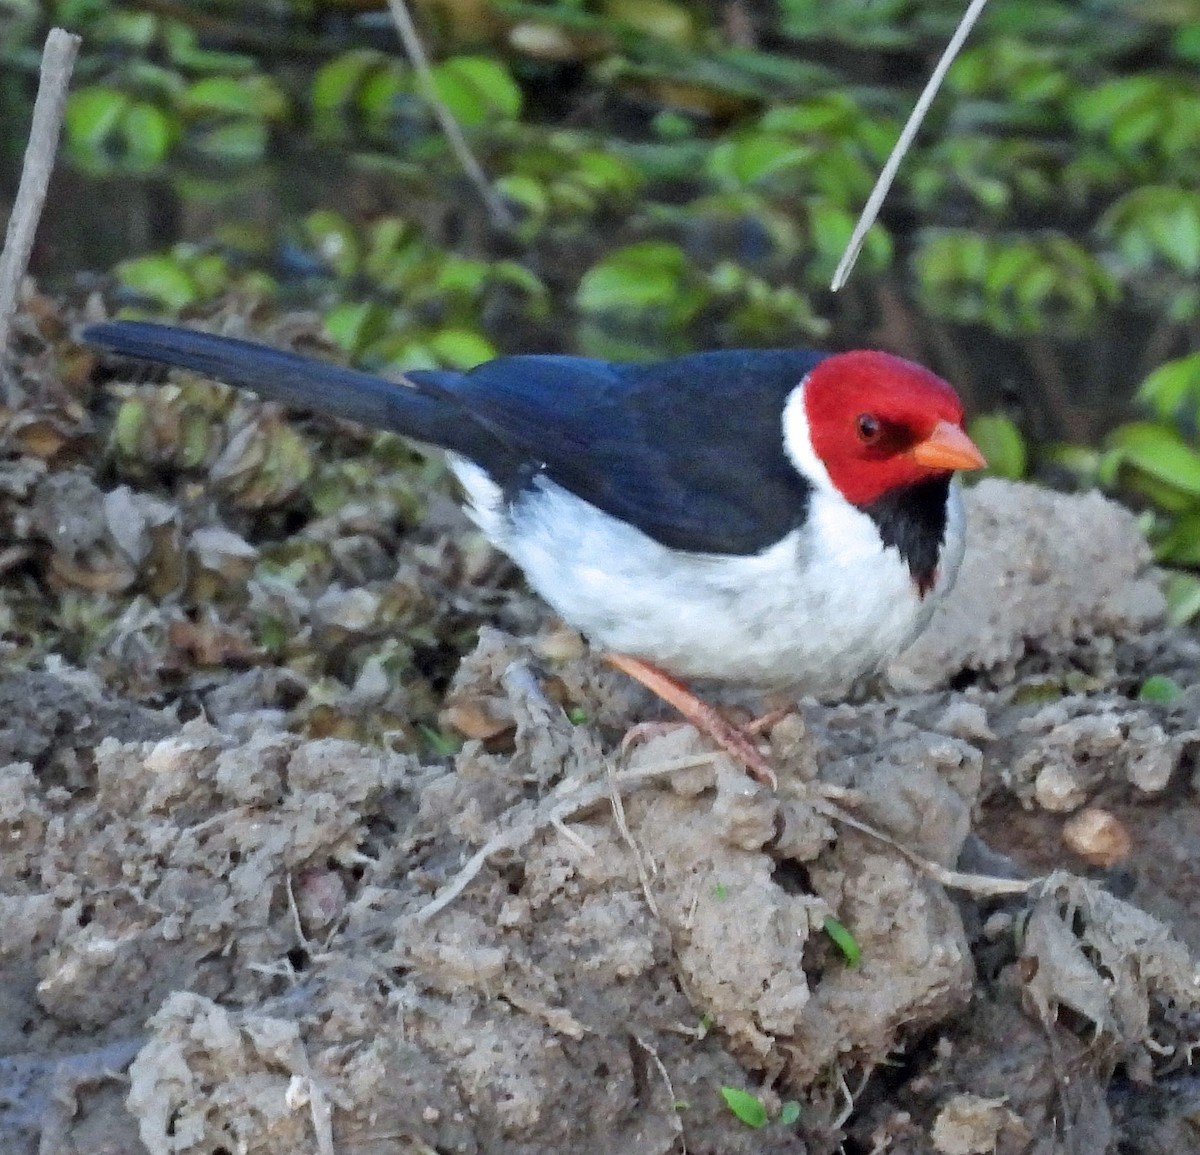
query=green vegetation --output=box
[1138,674,1183,704]
[5,0,1200,602]
[719,1085,768,1128]
[718,1085,801,1128]
[822,914,861,966]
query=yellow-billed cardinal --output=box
[83,322,985,783]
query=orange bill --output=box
[909,420,987,471]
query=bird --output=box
[83,321,986,785]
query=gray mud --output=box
[2,311,1199,1154]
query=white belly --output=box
[451,459,965,692]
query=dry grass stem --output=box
[384,0,514,228]
[0,28,81,365]
[414,755,715,921]
[831,0,992,291]
[816,799,1037,897]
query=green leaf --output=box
[1100,187,1200,276]
[164,22,257,74]
[706,132,810,188]
[189,120,269,162]
[312,49,389,114]
[374,337,439,372]
[1153,511,1200,566]
[113,396,148,458]
[574,149,642,195]
[430,56,522,127]
[363,220,426,291]
[1175,23,1200,63]
[1136,353,1200,424]
[359,66,410,123]
[822,915,861,966]
[984,242,1042,298]
[429,328,496,368]
[1105,422,1200,498]
[419,724,463,755]
[115,254,197,312]
[100,9,158,48]
[323,301,390,357]
[779,1101,802,1126]
[120,102,173,168]
[189,252,231,298]
[1109,100,1162,154]
[435,256,490,295]
[182,75,288,120]
[720,1087,767,1129]
[969,414,1027,480]
[496,174,549,231]
[604,0,696,43]
[809,200,854,265]
[1044,443,1101,485]
[1138,674,1183,704]
[576,242,689,313]
[1071,76,1163,134]
[65,86,129,149]
[1165,572,1200,626]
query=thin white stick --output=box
[830,0,992,292]
[814,799,1037,897]
[0,28,81,362]
[384,0,514,229]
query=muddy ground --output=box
[2,299,1200,1154]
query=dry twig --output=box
[831,0,992,292]
[383,0,514,229]
[814,799,1038,897]
[633,1034,688,1154]
[414,754,717,921]
[607,759,660,917]
[0,28,81,366]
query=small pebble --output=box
[1062,807,1132,867]
[1034,763,1088,812]
[935,701,995,743]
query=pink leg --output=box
[606,653,777,789]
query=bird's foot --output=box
[620,719,689,755]
[606,653,778,789]
[743,704,792,736]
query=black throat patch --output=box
[860,475,952,596]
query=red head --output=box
[795,350,985,506]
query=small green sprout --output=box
[712,882,728,900]
[779,1101,802,1126]
[567,706,589,724]
[720,1087,767,1129]
[419,725,462,756]
[823,915,861,966]
[1138,674,1183,704]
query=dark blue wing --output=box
[444,348,825,553]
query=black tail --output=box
[83,320,468,447]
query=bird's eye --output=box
[856,413,882,444]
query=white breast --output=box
[450,456,965,693]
